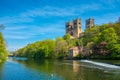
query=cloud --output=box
[93,12,120,25]
[78,3,102,12]
[7,45,23,51]
[0,6,77,24]
[99,0,120,8]
[0,1,119,25]
[1,3,119,40]
[20,4,103,18]
[3,21,65,40]
[1,1,119,51]
[0,16,33,24]
[3,28,37,39]
[5,35,30,39]
[6,42,28,51]
[34,23,65,33]
[0,3,104,25]
[20,6,77,17]
[101,0,120,4]
[4,33,36,39]
[5,26,27,30]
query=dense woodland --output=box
[13,22,120,59]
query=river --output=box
[0,57,120,80]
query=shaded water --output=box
[0,57,120,80]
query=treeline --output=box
[13,36,79,59]
[0,32,7,62]
[13,22,120,59]
[82,22,120,59]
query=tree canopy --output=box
[13,22,120,59]
[0,32,7,62]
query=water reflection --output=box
[0,62,4,80]
[73,61,79,73]
[13,58,120,80]
[1,57,120,80]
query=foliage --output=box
[13,34,80,59]
[0,32,7,62]
[14,40,55,59]
[55,37,69,59]
[63,33,71,40]
[82,22,120,59]
[13,22,120,59]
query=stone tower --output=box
[86,18,94,29]
[66,18,82,38]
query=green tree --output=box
[111,44,120,58]
[100,28,118,45]
[83,26,100,46]
[13,22,120,60]
[13,39,55,59]
[112,23,120,43]
[55,37,69,59]
[0,32,7,62]
[99,28,119,58]
[63,33,71,40]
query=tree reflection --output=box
[12,58,120,80]
[0,62,5,80]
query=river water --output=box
[0,57,120,80]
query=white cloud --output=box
[20,4,102,18]
[2,21,65,40]
[5,26,27,30]
[3,29,37,39]
[0,4,104,25]
[6,43,28,51]
[99,0,120,8]
[78,3,102,12]
[4,33,36,39]
[93,12,120,25]
[1,2,119,51]
[21,3,119,19]
[0,6,76,24]
[20,6,77,17]
[0,16,33,24]
[34,23,65,33]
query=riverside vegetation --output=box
[13,22,120,59]
[0,32,7,62]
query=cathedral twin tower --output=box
[66,18,94,38]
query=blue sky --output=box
[0,0,120,51]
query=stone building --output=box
[66,18,82,38]
[68,46,80,59]
[86,18,94,29]
[66,18,94,38]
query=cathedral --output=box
[66,18,94,38]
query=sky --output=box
[0,0,120,51]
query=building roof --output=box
[100,41,107,45]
